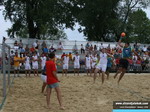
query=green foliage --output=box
[126,9,150,43]
[3,0,72,39]
[2,0,150,44]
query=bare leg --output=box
[89,69,92,76]
[99,71,101,77]
[25,70,27,77]
[29,70,31,77]
[74,69,76,76]
[65,70,68,76]
[102,72,105,84]
[114,67,122,79]
[33,70,35,76]
[36,70,38,76]
[77,69,79,76]
[62,70,65,76]
[41,82,47,93]
[55,87,65,110]
[46,87,52,109]
[93,69,99,83]
[87,69,89,76]
[118,69,126,84]
[105,71,109,80]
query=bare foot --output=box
[60,106,65,110]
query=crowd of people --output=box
[1,39,148,78]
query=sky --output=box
[0,6,150,43]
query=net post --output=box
[2,43,6,97]
[7,47,10,86]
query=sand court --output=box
[1,73,150,112]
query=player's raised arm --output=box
[118,32,126,48]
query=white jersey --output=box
[99,53,107,64]
[25,56,30,65]
[74,55,80,65]
[63,56,69,65]
[32,55,38,65]
[74,55,80,69]
[74,56,80,64]
[41,56,46,66]
[85,57,91,66]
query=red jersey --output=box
[46,60,58,84]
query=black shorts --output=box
[106,67,111,72]
[119,59,129,69]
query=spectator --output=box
[33,40,39,50]
[25,45,30,54]
[89,45,93,51]
[81,44,85,54]
[85,42,90,50]
[49,45,56,53]
[99,43,104,51]
[94,45,97,51]
[10,50,15,57]
[18,40,23,49]
[42,41,47,49]
[10,50,15,67]
[69,52,73,61]
[13,52,21,77]
[43,46,49,55]
[58,42,64,50]
[20,47,25,56]
[30,45,36,54]
[142,45,147,52]
[133,42,139,52]
[61,53,66,59]
[14,41,19,51]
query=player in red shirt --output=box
[46,53,65,110]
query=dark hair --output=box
[125,42,130,46]
[48,53,55,59]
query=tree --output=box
[69,0,120,41]
[3,0,75,39]
[125,9,150,43]
[112,0,150,41]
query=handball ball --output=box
[121,32,126,37]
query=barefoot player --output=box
[114,38,132,84]
[85,54,92,76]
[73,52,80,76]
[46,53,65,110]
[93,48,108,84]
[62,54,69,76]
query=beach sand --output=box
[1,73,150,112]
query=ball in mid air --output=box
[121,32,126,37]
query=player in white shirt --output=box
[40,54,47,70]
[85,54,92,76]
[93,48,109,84]
[73,52,80,76]
[25,54,31,77]
[91,53,98,73]
[32,52,39,76]
[62,54,69,76]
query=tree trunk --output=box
[26,1,36,39]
